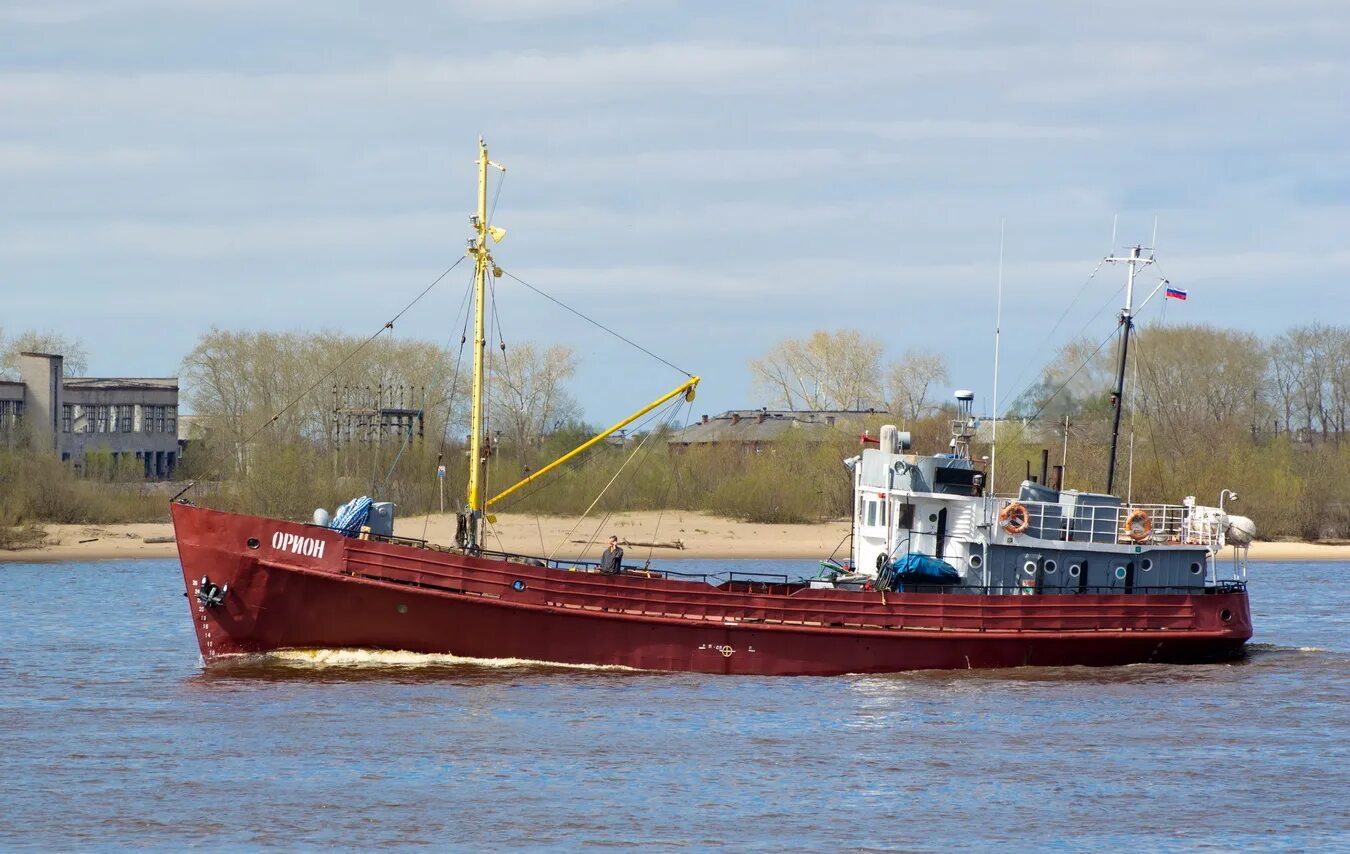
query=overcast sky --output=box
[4,1,1347,424]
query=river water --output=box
[1,559,1346,851]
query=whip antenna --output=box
[990,219,1005,503]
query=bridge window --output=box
[896,504,915,529]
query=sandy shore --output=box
[2,511,1349,563]
[400,511,855,562]
[1,523,182,563]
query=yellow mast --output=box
[456,138,695,546]
[465,138,505,546]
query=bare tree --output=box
[1009,336,1116,418]
[1268,334,1302,433]
[750,330,884,410]
[1268,324,1350,437]
[181,327,460,476]
[1334,328,1350,436]
[1,329,89,377]
[884,350,949,422]
[1133,324,1269,431]
[488,342,581,459]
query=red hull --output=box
[171,504,1252,676]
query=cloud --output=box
[0,211,456,259]
[1014,53,1342,105]
[818,2,986,40]
[801,119,1102,142]
[3,0,1348,422]
[0,42,797,119]
[512,147,898,184]
[445,0,639,22]
[0,143,186,173]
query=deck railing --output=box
[997,498,1224,549]
[334,537,1245,634]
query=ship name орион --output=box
[271,532,326,559]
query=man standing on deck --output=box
[600,536,624,574]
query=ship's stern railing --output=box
[991,498,1224,549]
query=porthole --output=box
[1190,562,1203,575]
[1219,609,1233,623]
[246,537,260,549]
[969,554,983,569]
[1044,560,1057,574]
[512,579,527,592]
[1115,566,1128,580]
[1141,558,1153,571]
[1023,560,1038,576]
[928,513,938,523]
[1068,564,1081,578]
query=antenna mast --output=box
[1103,244,1152,495]
[989,220,1005,502]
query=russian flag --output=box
[1165,284,1187,301]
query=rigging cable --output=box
[487,170,506,230]
[238,256,464,450]
[1126,326,1140,504]
[437,160,507,539]
[1129,337,1172,498]
[499,268,693,378]
[489,392,681,513]
[420,266,477,542]
[543,395,686,563]
[571,396,688,566]
[996,323,1121,453]
[996,257,1107,412]
[996,268,1177,485]
[997,278,1126,415]
[181,255,467,499]
[371,319,398,496]
[485,287,554,559]
[380,417,418,495]
[482,274,511,555]
[643,398,695,567]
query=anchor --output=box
[194,575,228,608]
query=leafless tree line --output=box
[1266,324,1350,438]
[180,328,580,476]
[1015,323,1349,440]
[748,329,950,421]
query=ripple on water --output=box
[0,558,1346,851]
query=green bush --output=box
[2,408,1348,539]
[0,445,167,525]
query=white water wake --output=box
[1247,643,1328,653]
[261,648,642,671]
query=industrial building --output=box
[0,352,181,479]
[667,409,881,453]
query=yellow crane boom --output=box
[485,376,699,509]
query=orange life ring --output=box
[1123,509,1153,542]
[1000,502,1030,535]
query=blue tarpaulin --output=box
[879,553,961,590]
[331,496,374,537]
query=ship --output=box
[171,140,1254,675]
